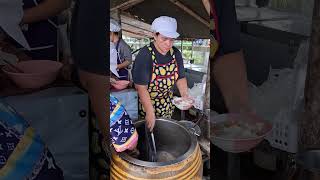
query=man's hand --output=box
[110,78,117,84]
[145,111,156,132]
[117,60,131,70]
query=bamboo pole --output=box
[169,0,210,28]
[111,0,144,11]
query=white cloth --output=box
[4,87,89,180]
[0,0,30,50]
[110,18,121,32]
[110,42,119,77]
[151,16,180,38]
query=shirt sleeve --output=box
[132,47,152,85]
[173,47,185,79]
[120,41,133,62]
[215,0,241,57]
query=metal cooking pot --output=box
[118,118,198,167]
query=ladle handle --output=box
[193,112,204,128]
[145,124,157,162]
[151,132,157,154]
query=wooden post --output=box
[110,0,144,11]
[203,60,210,111]
[299,0,320,150]
[110,9,123,38]
[191,40,194,60]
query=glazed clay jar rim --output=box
[113,118,198,167]
[2,60,63,76]
[211,113,273,141]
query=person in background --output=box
[132,16,189,132]
[109,40,139,153]
[70,0,108,179]
[202,0,251,114]
[17,0,69,60]
[70,0,108,142]
[110,19,132,80]
[110,41,120,81]
[0,28,30,61]
[110,95,139,154]
[0,0,69,61]
[202,0,254,179]
[19,1,109,178]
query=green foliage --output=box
[123,36,209,65]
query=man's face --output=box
[110,32,115,42]
[110,32,119,43]
[154,33,175,54]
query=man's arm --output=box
[22,0,70,24]
[213,51,251,113]
[117,60,131,69]
[135,85,154,114]
[118,42,133,69]
[135,84,155,131]
[132,47,155,130]
[176,77,189,98]
[210,0,251,113]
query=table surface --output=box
[236,6,300,21]
[247,18,312,36]
[236,6,312,37]
[184,64,207,73]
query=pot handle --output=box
[177,121,200,137]
[188,127,200,137]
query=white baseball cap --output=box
[110,19,121,32]
[151,16,180,39]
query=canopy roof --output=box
[110,0,210,39]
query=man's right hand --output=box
[145,111,156,132]
[110,78,117,84]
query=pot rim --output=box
[112,118,198,167]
